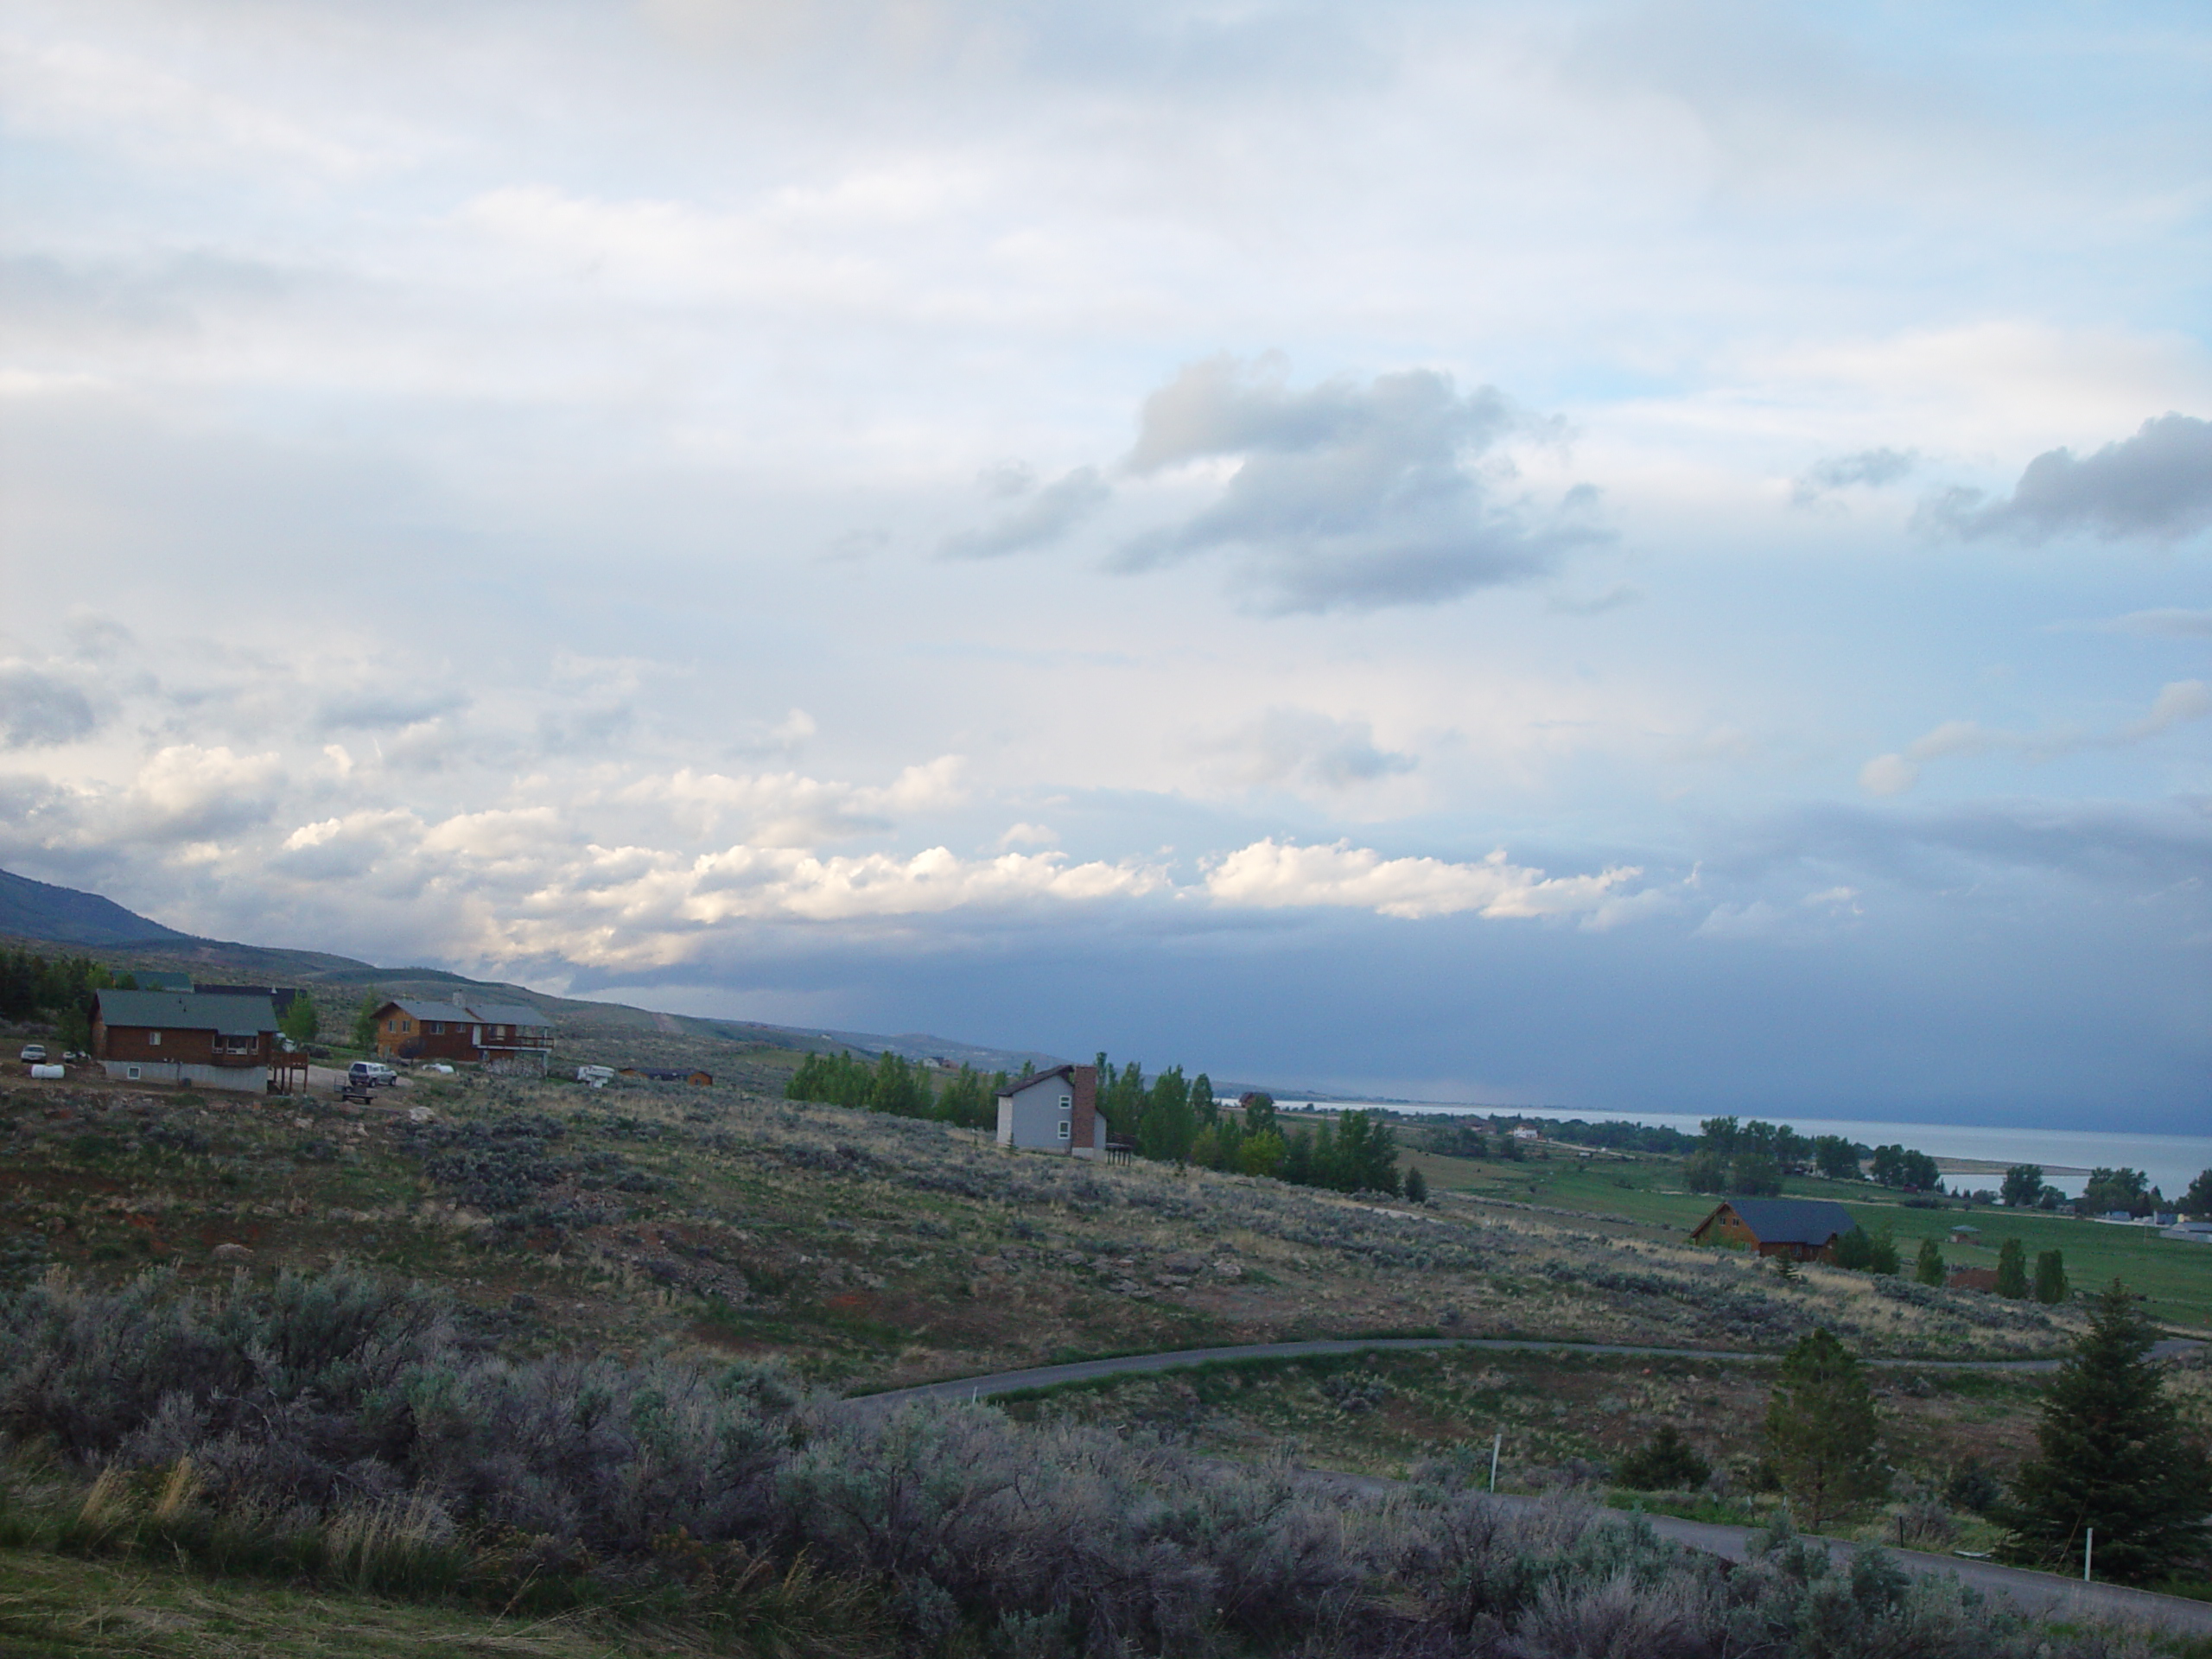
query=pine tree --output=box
[1995,1237,2029,1298]
[1403,1165,1427,1205]
[1914,1236,1944,1287]
[1999,1281,2212,1583]
[1764,1329,1886,1532]
[2032,1249,2068,1305]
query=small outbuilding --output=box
[996,1063,1103,1156]
[1689,1197,1859,1262]
[91,990,282,1093]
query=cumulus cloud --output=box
[0,667,98,747]
[1204,708,1416,793]
[1115,355,1600,613]
[1859,680,2211,795]
[1790,446,1918,505]
[1921,413,2212,543]
[939,464,1111,558]
[124,745,283,841]
[1202,837,1642,921]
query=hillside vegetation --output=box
[0,1071,2082,1386]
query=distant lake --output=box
[1274,1103,2212,1204]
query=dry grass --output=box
[0,1548,652,1658]
[0,1075,2083,1396]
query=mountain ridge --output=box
[0,866,1061,1073]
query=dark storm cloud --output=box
[1790,445,1918,505]
[1922,413,2212,543]
[1115,355,1601,614]
[0,669,99,747]
[1731,794,2212,900]
[938,466,1110,559]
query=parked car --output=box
[18,1045,47,1064]
[348,1061,398,1088]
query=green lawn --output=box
[1409,1145,2212,1332]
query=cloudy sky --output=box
[3,1,2208,1127]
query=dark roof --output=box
[377,998,549,1030]
[93,989,277,1037]
[1695,1198,1859,1246]
[995,1064,1076,1098]
[465,1002,548,1030]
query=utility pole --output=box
[1490,1433,1502,1493]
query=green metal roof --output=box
[93,989,277,1037]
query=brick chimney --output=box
[1068,1065,1100,1154]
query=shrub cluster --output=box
[0,1269,2174,1657]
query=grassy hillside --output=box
[0,1069,2084,1395]
[1395,1138,2212,1332]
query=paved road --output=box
[842,1334,2212,1635]
[845,1332,2207,1412]
[1296,1469,2212,1634]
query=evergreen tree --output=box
[2032,1249,2069,1305]
[1999,1281,2212,1583]
[1617,1425,1711,1491]
[1833,1227,1899,1274]
[1402,1165,1428,1205]
[1914,1236,1944,1287]
[351,991,382,1052]
[1764,1329,1886,1532]
[1995,1237,2030,1298]
[1281,1124,1315,1185]
[1241,1092,1277,1136]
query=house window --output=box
[148,1032,162,1047]
[429,1021,445,1035]
[1058,1095,1072,1111]
[127,1065,140,1080]
[1057,1120,1071,1140]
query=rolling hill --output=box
[0,866,1059,1075]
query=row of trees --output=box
[2004,1161,2212,1218]
[784,1053,1414,1198]
[785,1050,1008,1128]
[1686,1116,1950,1197]
[1736,1286,2208,1581]
[1825,1225,2070,1301]
[1097,1062,1409,1196]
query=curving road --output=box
[840,1334,2212,1634]
[843,1332,2207,1412]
